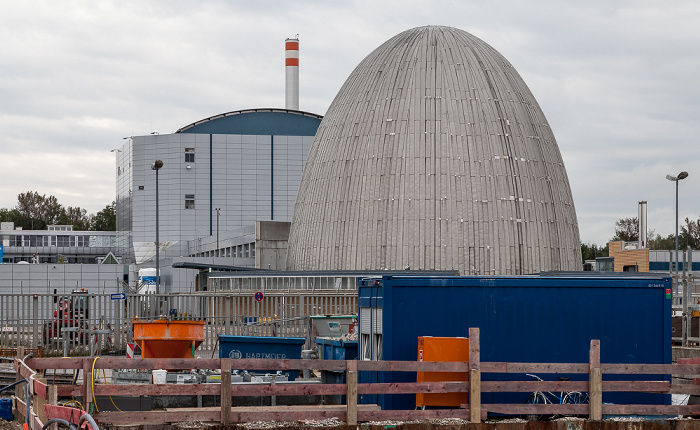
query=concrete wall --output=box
[0,263,124,294]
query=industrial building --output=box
[287,26,582,274]
[111,37,327,291]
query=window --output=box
[185,148,195,163]
[185,194,195,209]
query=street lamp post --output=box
[215,208,221,254]
[666,171,689,277]
[152,160,164,294]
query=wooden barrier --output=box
[12,328,700,428]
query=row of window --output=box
[1,235,117,248]
[193,243,255,259]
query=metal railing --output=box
[0,290,357,356]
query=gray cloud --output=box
[1,0,698,246]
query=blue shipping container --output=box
[218,335,306,380]
[358,275,672,411]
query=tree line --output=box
[0,191,115,231]
[581,216,700,262]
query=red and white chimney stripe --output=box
[285,37,299,110]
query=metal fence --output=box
[0,290,358,356]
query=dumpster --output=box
[218,335,306,380]
[132,319,205,359]
[315,338,358,361]
[315,338,359,404]
[310,315,356,337]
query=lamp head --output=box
[678,171,689,180]
[151,160,163,171]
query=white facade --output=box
[116,109,321,290]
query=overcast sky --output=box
[1,1,699,246]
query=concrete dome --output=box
[287,26,581,274]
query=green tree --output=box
[612,217,638,242]
[14,191,65,229]
[680,216,700,250]
[581,242,609,262]
[60,206,90,230]
[90,202,116,231]
[647,230,675,250]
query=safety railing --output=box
[11,328,700,429]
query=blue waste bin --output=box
[315,338,358,361]
[218,335,306,380]
[315,338,359,404]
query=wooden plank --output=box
[16,357,36,380]
[487,403,589,415]
[94,409,221,425]
[356,360,469,372]
[82,358,92,414]
[33,378,48,399]
[470,368,481,423]
[481,380,588,392]
[602,381,670,392]
[499,362,590,373]
[678,357,700,365]
[602,363,679,374]
[357,408,470,421]
[34,378,48,424]
[220,358,231,426]
[44,404,89,426]
[603,404,700,415]
[346,359,357,425]
[590,339,602,421]
[92,384,220,396]
[360,381,469,395]
[469,326,480,424]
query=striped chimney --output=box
[285,37,299,110]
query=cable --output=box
[91,356,100,413]
[59,400,84,410]
[0,379,27,393]
[41,418,77,430]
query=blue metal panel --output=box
[178,111,321,136]
[359,275,672,411]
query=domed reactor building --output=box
[287,26,581,275]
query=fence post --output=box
[14,347,25,421]
[589,339,602,420]
[83,358,93,413]
[33,295,39,349]
[469,327,481,423]
[346,359,358,425]
[221,358,231,425]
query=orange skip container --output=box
[132,319,205,359]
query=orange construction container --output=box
[416,336,469,408]
[132,319,205,359]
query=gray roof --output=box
[287,26,581,275]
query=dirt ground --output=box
[0,420,22,430]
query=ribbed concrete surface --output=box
[287,26,581,274]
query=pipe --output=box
[78,413,100,430]
[0,379,27,393]
[42,418,77,430]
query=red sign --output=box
[255,291,264,302]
